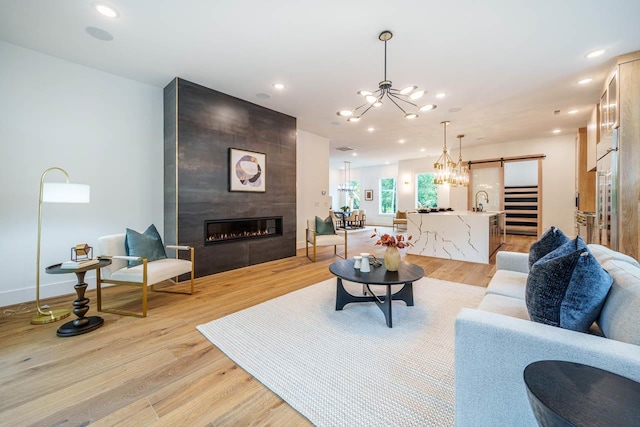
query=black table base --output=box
[57,315,104,337]
[336,278,414,327]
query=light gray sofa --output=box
[455,244,640,426]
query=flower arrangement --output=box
[371,228,413,248]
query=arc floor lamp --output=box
[31,167,90,325]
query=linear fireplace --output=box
[205,216,283,245]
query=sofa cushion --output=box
[477,294,530,320]
[588,244,640,268]
[486,270,528,300]
[315,216,336,235]
[125,224,167,267]
[598,260,640,345]
[528,226,570,269]
[525,238,612,332]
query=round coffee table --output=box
[329,258,424,328]
[46,259,111,337]
[524,360,640,426]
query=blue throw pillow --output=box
[528,226,570,270]
[125,224,167,267]
[526,237,613,332]
[315,216,336,235]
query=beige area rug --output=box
[197,277,485,426]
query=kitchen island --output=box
[407,211,505,264]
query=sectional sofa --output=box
[454,244,640,426]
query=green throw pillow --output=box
[125,224,167,267]
[315,216,336,235]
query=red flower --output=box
[371,229,413,248]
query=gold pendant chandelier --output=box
[434,121,456,185]
[452,134,469,187]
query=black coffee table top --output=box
[329,259,424,285]
[524,360,640,426]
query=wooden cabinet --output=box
[616,52,640,261]
[586,105,598,172]
[576,127,596,212]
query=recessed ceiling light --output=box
[85,26,113,41]
[94,4,118,18]
[552,129,562,134]
[273,83,285,90]
[256,93,271,99]
[337,110,353,117]
[435,93,446,99]
[587,49,605,58]
[449,107,462,113]
[578,78,593,85]
[568,109,579,114]
[352,153,357,156]
[331,121,341,126]
[398,139,405,144]
[420,148,426,152]
[367,127,375,132]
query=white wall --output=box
[0,41,163,306]
[329,163,398,226]
[296,130,331,248]
[398,135,577,234]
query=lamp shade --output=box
[42,183,90,203]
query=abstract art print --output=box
[229,148,266,192]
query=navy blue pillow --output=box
[526,237,613,332]
[528,226,570,270]
[125,224,167,267]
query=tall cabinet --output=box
[597,51,640,260]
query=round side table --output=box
[46,259,111,337]
[524,360,640,426]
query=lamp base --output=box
[31,309,71,325]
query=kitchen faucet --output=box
[475,190,489,212]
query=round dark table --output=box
[524,360,640,426]
[46,259,111,337]
[329,259,424,327]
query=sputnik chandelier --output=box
[434,121,457,185]
[453,134,469,187]
[336,30,437,122]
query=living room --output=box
[2,2,640,425]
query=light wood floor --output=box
[0,227,534,426]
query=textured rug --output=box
[197,277,485,426]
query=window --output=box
[416,173,438,208]
[348,180,360,209]
[379,178,397,214]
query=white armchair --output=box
[305,218,347,262]
[96,233,195,317]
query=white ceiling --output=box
[1,0,639,169]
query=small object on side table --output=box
[45,258,112,337]
[524,360,640,426]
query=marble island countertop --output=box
[415,210,505,217]
[407,211,505,264]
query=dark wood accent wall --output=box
[164,78,297,277]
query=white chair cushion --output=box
[97,233,128,279]
[109,258,192,284]
[314,234,346,246]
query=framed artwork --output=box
[364,189,373,201]
[229,148,266,192]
